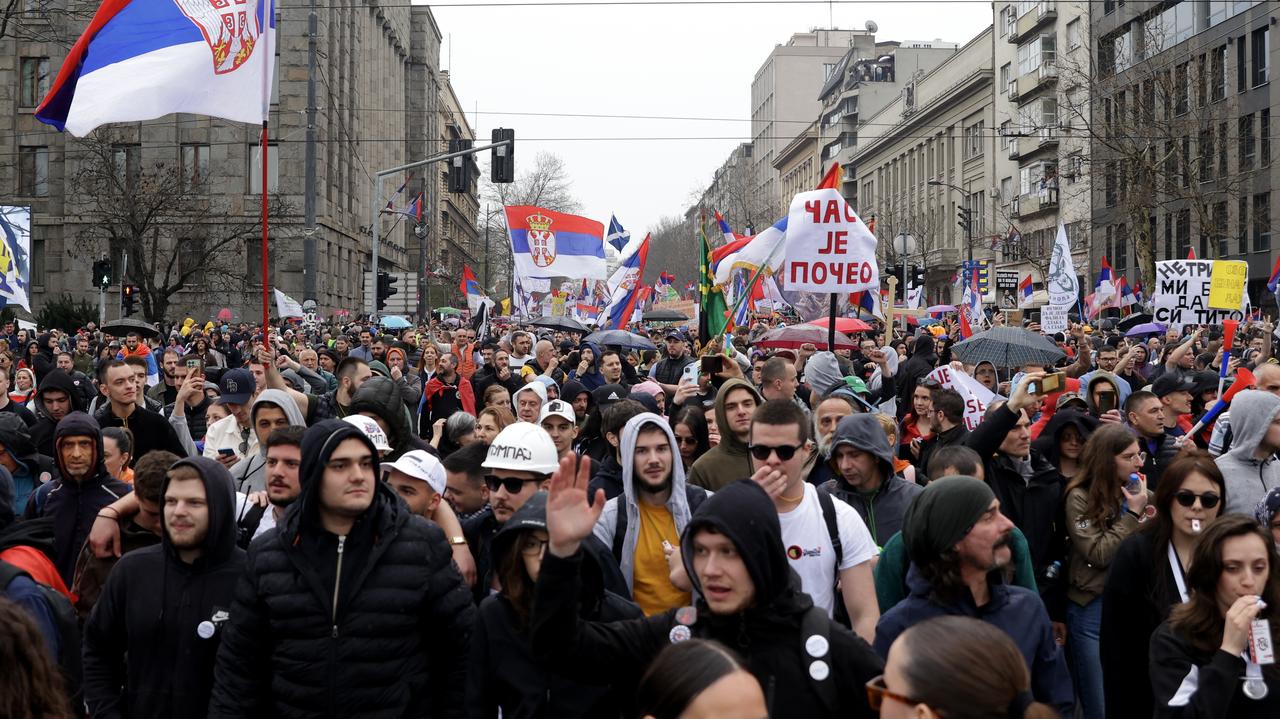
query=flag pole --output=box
[261,121,270,332]
[258,0,273,334]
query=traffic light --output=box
[376,272,398,311]
[92,259,113,289]
[122,284,137,316]
[957,206,974,236]
[912,265,926,288]
[448,138,473,193]
[491,128,515,183]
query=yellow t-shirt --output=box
[632,500,691,616]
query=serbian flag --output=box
[603,232,650,329]
[37,0,276,136]
[1094,256,1119,310]
[1134,279,1146,305]
[1267,255,1280,295]
[459,265,491,315]
[1018,275,1034,306]
[1118,276,1137,308]
[712,217,786,287]
[506,206,606,280]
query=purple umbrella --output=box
[926,304,957,314]
[1124,322,1167,337]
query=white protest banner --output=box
[1153,260,1247,327]
[783,188,879,293]
[274,288,304,318]
[926,365,996,431]
[1041,304,1070,333]
[1046,221,1079,306]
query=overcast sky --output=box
[432,0,991,238]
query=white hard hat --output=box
[343,415,391,452]
[482,422,559,475]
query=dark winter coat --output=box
[1149,621,1280,718]
[531,480,885,718]
[823,414,922,547]
[208,420,474,719]
[350,376,430,461]
[30,369,87,458]
[82,457,245,719]
[93,401,186,465]
[895,334,937,418]
[0,412,56,516]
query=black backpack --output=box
[611,485,709,562]
[814,485,849,628]
[0,559,83,705]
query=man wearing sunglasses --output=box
[750,401,880,643]
[1215,389,1280,515]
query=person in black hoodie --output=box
[29,368,84,459]
[23,412,131,585]
[466,491,642,718]
[896,334,938,419]
[82,456,244,719]
[208,420,474,719]
[532,459,884,718]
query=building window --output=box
[1067,19,1081,50]
[112,144,141,191]
[963,121,984,160]
[1175,62,1190,115]
[1000,120,1011,149]
[1238,196,1249,255]
[1200,126,1214,181]
[1263,109,1272,166]
[1237,35,1247,94]
[1214,201,1229,257]
[1254,192,1271,253]
[1253,27,1270,87]
[1115,224,1128,272]
[1104,162,1117,207]
[1000,176,1013,206]
[1196,54,1207,108]
[1164,214,1174,260]
[1000,63,1011,93]
[1176,209,1191,258]
[180,144,210,190]
[248,143,279,194]
[1017,34,1056,77]
[177,238,205,284]
[18,146,49,196]
[1219,120,1230,176]
[1211,45,1227,101]
[19,57,50,108]
[1240,114,1256,170]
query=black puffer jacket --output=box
[531,480,884,718]
[208,420,474,719]
[350,376,430,461]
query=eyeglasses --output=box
[520,537,550,556]
[675,435,699,446]
[1174,490,1221,509]
[748,443,803,461]
[483,475,542,494]
[865,675,920,711]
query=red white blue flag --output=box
[506,206,606,280]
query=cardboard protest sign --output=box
[1154,260,1247,326]
[783,188,878,293]
[926,365,996,431]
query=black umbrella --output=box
[529,315,588,333]
[951,326,1065,368]
[584,329,657,351]
[643,308,689,322]
[1116,313,1154,332]
[101,318,160,339]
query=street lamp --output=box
[927,179,974,264]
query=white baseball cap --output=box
[342,415,391,452]
[383,450,446,495]
[539,399,575,425]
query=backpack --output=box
[0,559,83,705]
[814,485,850,628]
[611,485,709,563]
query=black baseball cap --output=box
[1151,373,1195,398]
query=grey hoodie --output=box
[228,389,306,493]
[822,413,921,546]
[592,412,697,594]
[1216,389,1280,514]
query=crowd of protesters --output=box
[1,309,1279,719]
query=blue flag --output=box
[606,214,630,253]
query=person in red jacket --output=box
[420,352,475,443]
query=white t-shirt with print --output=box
[776,483,878,617]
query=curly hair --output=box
[0,597,72,719]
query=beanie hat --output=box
[902,476,995,565]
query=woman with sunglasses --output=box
[1149,514,1280,717]
[671,406,710,473]
[870,615,1057,719]
[1100,450,1226,718]
[1063,423,1153,719]
[465,492,641,718]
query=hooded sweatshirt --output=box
[82,457,244,719]
[593,413,698,599]
[823,414,922,546]
[23,412,132,584]
[1215,389,1280,514]
[687,378,761,491]
[532,480,884,717]
[350,375,428,461]
[30,368,87,458]
[0,412,56,515]
[1083,371,1131,417]
[896,334,938,417]
[228,389,306,494]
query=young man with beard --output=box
[873,476,1074,713]
[233,426,305,548]
[83,457,244,719]
[823,412,922,550]
[687,378,761,491]
[421,353,476,442]
[592,413,707,616]
[508,331,534,369]
[914,387,970,481]
[30,368,84,457]
[647,330,695,399]
[209,420,474,717]
[312,357,372,421]
[472,348,523,400]
[1124,390,1180,487]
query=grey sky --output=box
[434,0,991,239]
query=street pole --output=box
[484,203,491,287]
[302,0,318,303]
[98,285,106,326]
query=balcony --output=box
[1006,79,1020,102]
[1016,186,1060,217]
[1009,0,1056,44]
[822,133,856,162]
[1007,137,1023,160]
[1016,57,1058,97]
[1038,125,1059,148]
[1010,196,1021,219]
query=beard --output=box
[634,468,671,496]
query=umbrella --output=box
[755,325,859,351]
[1116,312,1154,332]
[1124,322,1166,337]
[216,308,233,322]
[926,304,957,314]
[435,307,462,317]
[951,327,1066,368]
[643,308,689,322]
[585,329,657,351]
[101,318,159,339]
[802,316,873,334]
[380,315,412,330]
[530,315,588,332]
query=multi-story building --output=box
[992,1,1092,298]
[774,121,821,208]
[2,1,464,321]
[688,142,759,233]
[1091,0,1276,302]
[427,70,479,312]
[850,27,1015,304]
[751,29,863,218]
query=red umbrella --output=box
[216,308,233,322]
[802,316,873,334]
[755,325,859,351]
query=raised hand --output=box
[546,454,604,558]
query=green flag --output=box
[698,224,728,341]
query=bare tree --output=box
[870,200,952,274]
[65,134,290,323]
[645,214,698,288]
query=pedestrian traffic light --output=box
[376,271,398,311]
[448,138,473,193]
[92,259,113,289]
[957,207,974,235]
[491,128,515,183]
[912,265,926,287]
[122,284,137,316]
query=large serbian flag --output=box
[505,206,607,280]
[36,0,276,136]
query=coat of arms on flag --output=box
[174,0,265,75]
[527,212,556,268]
